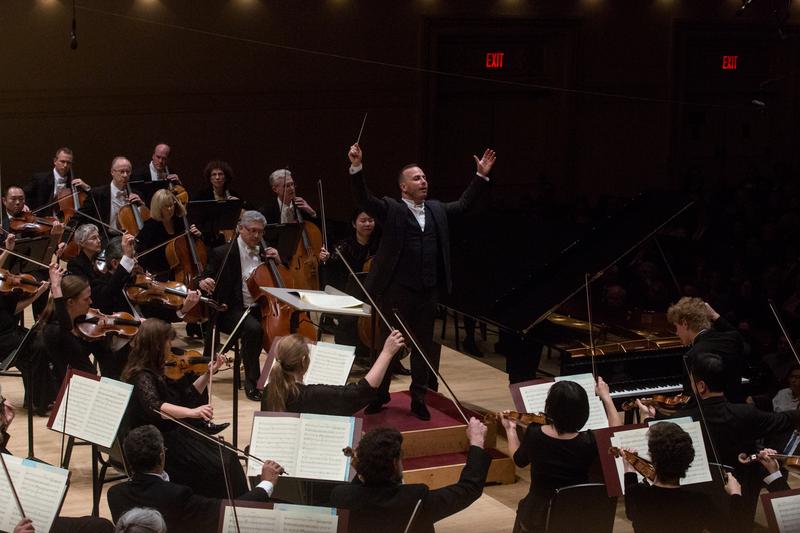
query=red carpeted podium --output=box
[359,391,516,489]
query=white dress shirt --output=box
[110,182,127,230]
[277,198,297,224]
[52,168,68,200]
[401,197,426,230]
[238,235,261,308]
[149,161,167,181]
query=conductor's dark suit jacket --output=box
[683,316,746,402]
[108,473,268,533]
[330,445,490,533]
[351,170,489,297]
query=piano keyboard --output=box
[609,377,750,400]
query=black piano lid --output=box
[488,191,694,336]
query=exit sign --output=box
[721,55,738,70]
[486,51,505,69]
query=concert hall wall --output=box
[0,1,797,225]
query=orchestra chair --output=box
[91,438,129,517]
[544,483,616,533]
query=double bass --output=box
[246,240,316,352]
[287,186,323,290]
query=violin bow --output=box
[584,272,597,381]
[0,248,52,270]
[768,299,800,368]
[317,179,328,251]
[682,356,727,487]
[392,310,470,425]
[0,452,26,520]
[334,248,411,359]
[134,232,189,260]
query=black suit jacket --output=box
[330,445,490,533]
[202,240,246,316]
[66,251,132,314]
[82,184,112,227]
[683,317,746,402]
[107,473,268,533]
[24,170,73,211]
[351,170,488,297]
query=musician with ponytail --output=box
[261,330,405,415]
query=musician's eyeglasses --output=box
[241,226,264,235]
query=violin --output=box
[126,274,225,318]
[608,446,656,481]
[9,212,59,238]
[0,268,41,296]
[163,348,232,381]
[620,394,691,416]
[485,410,551,426]
[76,308,141,341]
[738,452,800,472]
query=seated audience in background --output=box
[113,508,166,533]
[330,418,490,533]
[500,377,621,533]
[623,421,742,533]
[108,425,283,533]
[261,331,404,415]
[772,364,800,412]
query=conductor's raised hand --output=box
[473,148,496,176]
[383,330,405,356]
[348,144,362,167]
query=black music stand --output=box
[186,199,243,243]
[128,180,170,204]
[263,223,303,261]
[9,236,50,274]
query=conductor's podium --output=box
[360,391,516,489]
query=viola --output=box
[738,452,800,472]
[621,394,692,415]
[163,348,232,381]
[76,308,141,341]
[0,268,41,296]
[485,410,551,426]
[608,446,656,481]
[126,274,226,318]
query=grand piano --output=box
[446,191,699,403]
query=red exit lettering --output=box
[486,52,504,69]
[721,55,738,70]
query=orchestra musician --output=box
[108,425,282,533]
[82,156,143,233]
[0,233,53,415]
[623,421,743,533]
[24,147,90,216]
[198,210,280,402]
[348,143,495,420]
[500,378,621,533]
[261,330,404,415]
[330,418,491,533]
[135,189,202,280]
[120,318,244,498]
[132,144,181,205]
[195,160,241,203]
[258,168,318,224]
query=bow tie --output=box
[115,191,126,199]
[246,246,258,256]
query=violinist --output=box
[623,421,743,533]
[82,156,143,232]
[261,330,404,415]
[499,378,621,533]
[136,189,202,280]
[0,233,53,415]
[638,352,800,526]
[2,186,27,233]
[198,210,281,402]
[66,225,136,314]
[24,147,90,216]
[120,318,247,498]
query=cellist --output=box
[198,210,281,402]
[24,147,90,217]
[81,156,144,233]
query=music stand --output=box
[263,223,303,261]
[186,199,243,241]
[10,236,50,274]
[128,180,170,204]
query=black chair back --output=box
[545,483,616,533]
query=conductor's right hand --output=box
[260,460,286,484]
[348,144,362,167]
[198,277,215,293]
[382,330,405,356]
[193,404,214,421]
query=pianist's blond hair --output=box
[666,297,711,332]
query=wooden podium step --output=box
[359,391,516,489]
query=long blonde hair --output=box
[265,335,310,412]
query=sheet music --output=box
[772,494,800,532]
[0,455,69,533]
[297,292,363,309]
[219,505,338,533]
[610,429,649,494]
[295,414,353,481]
[304,342,355,386]
[248,417,301,477]
[555,373,608,431]
[517,382,554,414]
[50,375,133,448]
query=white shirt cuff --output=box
[763,470,783,485]
[349,164,363,175]
[256,480,274,497]
[476,172,489,181]
[119,255,135,273]
[176,309,186,320]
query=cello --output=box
[287,184,323,290]
[117,183,150,236]
[246,239,316,352]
